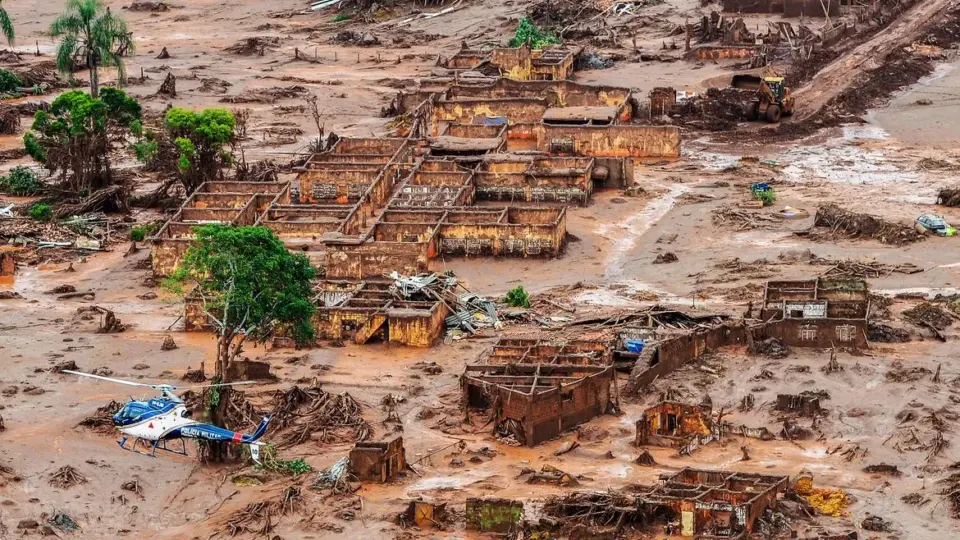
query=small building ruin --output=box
[466,498,524,533]
[462,362,617,446]
[544,468,790,538]
[349,436,406,482]
[761,278,869,349]
[636,401,713,448]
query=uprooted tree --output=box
[165,225,316,461]
[135,107,237,197]
[24,88,142,215]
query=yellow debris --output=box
[806,488,850,517]
[793,475,814,496]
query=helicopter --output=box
[63,370,272,463]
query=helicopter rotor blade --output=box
[62,370,158,389]
[179,381,259,390]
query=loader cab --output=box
[764,77,786,101]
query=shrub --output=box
[508,17,560,50]
[29,202,52,221]
[254,445,313,476]
[0,166,44,195]
[505,285,531,308]
[752,187,776,206]
[130,223,157,242]
[0,69,22,93]
[330,13,350,22]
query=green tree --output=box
[24,88,142,194]
[0,1,15,46]
[160,108,237,194]
[166,225,316,459]
[51,0,134,98]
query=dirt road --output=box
[793,0,958,118]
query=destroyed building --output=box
[311,279,450,347]
[760,278,869,348]
[636,401,713,448]
[642,469,789,537]
[481,338,611,366]
[722,0,840,17]
[441,43,579,81]
[462,359,617,446]
[349,436,406,482]
[150,41,682,282]
[546,468,790,537]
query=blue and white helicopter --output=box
[64,370,272,463]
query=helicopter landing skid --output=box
[118,436,189,459]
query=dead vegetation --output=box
[48,466,87,489]
[813,204,923,245]
[712,206,780,230]
[220,85,309,104]
[902,302,955,330]
[270,386,370,447]
[223,36,280,56]
[77,400,123,434]
[222,486,301,536]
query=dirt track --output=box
[793,0,959,118]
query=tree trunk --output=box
[88,54,99,98]
[208,332,239,463]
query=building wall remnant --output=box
[722,0,838,16]
[0,248,19,276]
[776,393,823,416]
[349,436,406,482]
[693,45,761,60]
[311,280,449,347]
[465,498,524,533]
[636,401,712,447]
[462,364,616,446]
[539,124,681,158]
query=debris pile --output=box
[815,258,922,278]
[48,466,87,489]
[939,472,960,517]
[813,204,922,245]
[312,456,356,494]
[224,36,280,56]
[333,31,380,47]
[712,206,780,230]
[902,302,954,330]
[521,464,580,486]
[127,2,170,11]
[867,322,911,343]
[938,188,960,207]
[541,491,640,528]
[652,252,678,264]
[271,386,370,447]
[222,487,301,537]
[220,85,309,104]
[78,400,123,434]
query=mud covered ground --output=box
[2,0,960,539]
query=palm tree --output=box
[51,0,134,98]
[0,1,15,46]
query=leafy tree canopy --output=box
[168,225,316,347]
[508,17,560,50]
[24,88,141,192]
